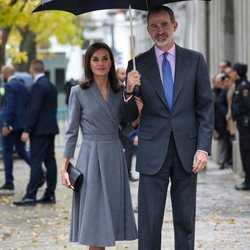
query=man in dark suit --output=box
[0,64,31,193]
[13,60,59,206]
[125,6,213,250]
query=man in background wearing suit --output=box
[13,60,59,206]
[125,6,213,250]
[117,67,138,182]
[0,64,30,194]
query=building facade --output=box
[133,0,250,77]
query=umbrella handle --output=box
[129,5,141,98]
[129,5,136,70]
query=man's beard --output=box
[153,33,174,47]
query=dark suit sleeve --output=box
[195,54,214,154]
[24,84,43,133]
[122,97,139,123]
[3,84,15,126]
[121,60,139,123]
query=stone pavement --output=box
[0,151,250,250]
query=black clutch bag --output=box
[67,162,84,192]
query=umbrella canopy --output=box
[33,0,210,15]
[33,0,211,69]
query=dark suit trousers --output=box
[26,135,57,199]
[138,134,197,250]
[119,132,136,177]
[238,124,250,183]
[2,130,31,186]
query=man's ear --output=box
[173,21,178,32]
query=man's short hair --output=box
[1,64,15,75]
[30,59,45,73]
[220,60,232,67]
[147,5,176,24]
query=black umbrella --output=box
[33,0,210,14]
[33,0,211,69]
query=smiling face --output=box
[147,10,178,50]
[90,48,112,79]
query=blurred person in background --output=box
[0,64,31,194]
[212,73,231,169]
[13,59,59,205]
[64,78,77,106]
[219,59,232,74]
[116,67,126,86]
[223,67,236,165]
[231,63,250,191]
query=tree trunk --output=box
[0,27,11,69]
[16,28,37,72]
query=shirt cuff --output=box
[123,91,133,102]
[197,149,208,156]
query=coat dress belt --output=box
[83,133,119,141]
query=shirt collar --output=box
[154,43,176,58]
[7,75,16,82]
[34,73,45,83]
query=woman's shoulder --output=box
[71,83,93,93]
[70,84,80,92]
[70,85,91,103]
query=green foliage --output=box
[0,0,83,63]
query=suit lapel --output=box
[143,48,169,109]
[173,45,188,105]
[141,45,189,111]
[90,82,117,128]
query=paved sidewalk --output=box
[0,152,250,250]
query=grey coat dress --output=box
[63,82,137,247]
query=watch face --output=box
[243,89,249,97]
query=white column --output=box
[183,1,207,56]
[209,0,225,77]
[234,0,250,64]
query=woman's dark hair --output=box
[147,5,175,24]
[79,42,120,92]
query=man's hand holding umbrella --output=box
[126,70,141,97]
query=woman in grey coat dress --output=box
[61,42,142,250]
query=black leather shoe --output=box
[0,183,14,190]
[219,163,225,170]
[235,182,250,191]
[37,195,56,204]
[0,184,14,195]
[13,197,36,206]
